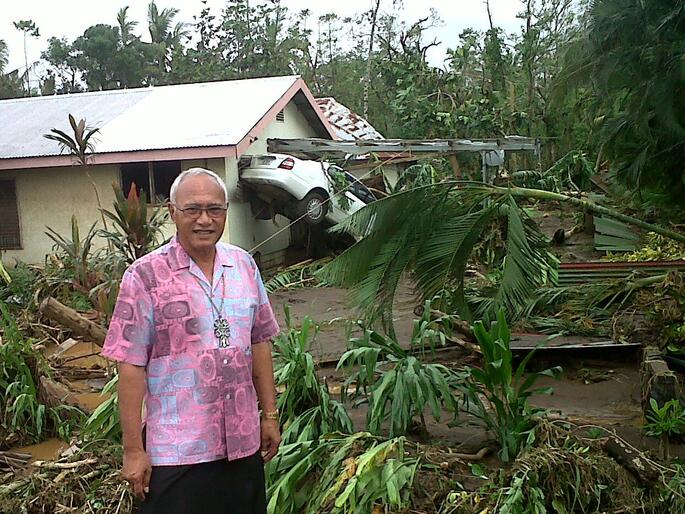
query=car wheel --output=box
[298,191,328,225]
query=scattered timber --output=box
[39,297,106,345]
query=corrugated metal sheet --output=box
[557,260,685,285]
[315,97,384,141]
[593,216,639,252]
[0,76,300,159]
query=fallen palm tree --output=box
[320,181,685,333]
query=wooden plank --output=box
[509,333,637,350]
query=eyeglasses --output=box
[173,204,228,219]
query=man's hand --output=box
[122,448,152,501]
[260,419,281,463]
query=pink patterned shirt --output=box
[101,237,280,466]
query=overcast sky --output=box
[2,0,523,75]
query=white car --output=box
[238,153,376,225]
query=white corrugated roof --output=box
[0,76,301,159]
[315,97,384,141]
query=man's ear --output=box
[167,202,176,220]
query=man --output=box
[101,168,281,514]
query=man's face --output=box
[169,174,227,256]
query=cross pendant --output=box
[214,317,231,348]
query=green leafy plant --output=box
[0,258,10,285]
[264,257,331,294]
[338,325,458,438]
[0,261,39,309]
[458,310,561,462]
[0,300,84,447]
[82,373,120,442]
[644,398,685,460]
[99,182,169,265]
[273,307,352,444]
[266,432,419,514]
[319,181,685,335]
[45,215,100,292]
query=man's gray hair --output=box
[169,168,228,205]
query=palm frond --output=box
[487,197,558,319]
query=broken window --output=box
[0,179,21,249]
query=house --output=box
[0,76,337,268]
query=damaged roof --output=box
[315,97,384,141]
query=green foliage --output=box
[273,307,352,444]
[99,182,169,265]
[43,114,99,167]
[0,301,84,447]
[605,232,685,263]
[458,310,561,462]
[45,215,99,292]
[319,183,558,329]
[264,257,331,294]
[337,319,459,438]
[560,0,685,206]
[266,433,419,514]
[0,262,39,309]
[82,374,120,442]
[644,398,685,460]
[509,151,593,193]
[391,160,445,193]
[442,424,651,514]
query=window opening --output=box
[0,179,21,249]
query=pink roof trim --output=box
[0,146,238,171]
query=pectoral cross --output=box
[214,317,231,348]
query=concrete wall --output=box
[0,164,120,264]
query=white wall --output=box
[1,164,120,264]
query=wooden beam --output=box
[267,137,540,156]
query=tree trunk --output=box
[485,0,494,30]
[363,0,382,119]
[493,185,685,243]
[39,296,107,345]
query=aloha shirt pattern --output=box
[101,237,280,466]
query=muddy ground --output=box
[12,281,683,466]
[269,283,685,460]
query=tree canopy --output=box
[1,0,684,207]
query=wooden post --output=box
[641,346,681,409]
[39,296,107,345]
[449,154,462,179]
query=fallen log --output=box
[39,297,107,345]
[602,435,661,486]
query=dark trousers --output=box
[136,452,266,514]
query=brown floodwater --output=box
[14,438,68,462]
